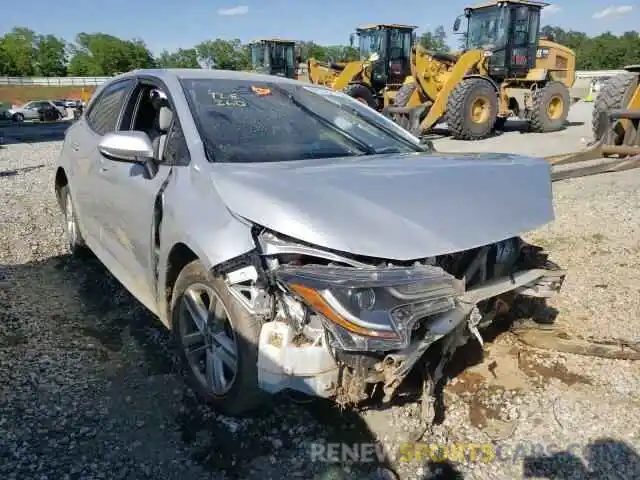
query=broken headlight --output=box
[276,264,463,351]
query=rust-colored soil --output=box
[0,86,96,105]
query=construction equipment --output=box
[544,65,640,181]
[307,24,417,108]
[248,38,297,79]
[384,0,576,140]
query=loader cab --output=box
[249,39,296,78]
[352,24,417,88]
[459,0,544,78]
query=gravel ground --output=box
[1,118,639,480]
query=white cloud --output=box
[592,5,633,19]
[217,5,249,16]
[542,5,562,17]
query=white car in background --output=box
[9,100,65,122]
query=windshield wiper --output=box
[270,84,377,155]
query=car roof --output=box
[110,68,306,87]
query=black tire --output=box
[171,260,266,416]
[529,81,571,133]
[12,113,24,123]
[343,83,377,109]
[394,82,418,107]
[59,185,88,256]
[446,78,498,140]
[592,72,638,141]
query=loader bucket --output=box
[381,104,429,137]
[545,107,640,181]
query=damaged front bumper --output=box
[254,258,565,401]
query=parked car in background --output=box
[9,100,64,122]
[63,99,79,108]
[54,69,565,417]
[53,100,69,113]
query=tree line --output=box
[0,25,639,77]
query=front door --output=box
[508,5,540,76]
[94,84,175,309]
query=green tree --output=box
[324,45,359,62]
[195,38,248,70]
[297,41,329,61]
[541,25,640,69]
[69,33,155,75]
[419,25,448,52]
[0,27,37,76]
[35,34,67,76]
[157,48,200,68]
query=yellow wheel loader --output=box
[307,24,417,109]
[384,0,577,140]
[248,38,297,79]
[543,65,640,181]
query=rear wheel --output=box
[529,81,570,133]
[446,78,498,140]
[171,260,266,416]
[60,185,88,256]
[592,72,639,142]
[343,83,377,109]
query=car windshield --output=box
[179,78,423,163]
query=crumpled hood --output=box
[210,151,554,260]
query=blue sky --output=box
[2,0,638,55]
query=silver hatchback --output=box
[54,68,565,417]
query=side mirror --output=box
[349,33,355,47]
[453,17,462,32]
[98,131,153,163]
[98,131,159,178]
[412,32,417,45]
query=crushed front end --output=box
[223,230,565,410]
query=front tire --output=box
[171,260,266,416]
[592,72,639,142]
[12,113,24,123]
[343,83,377,109]
[529,81,570,133]
[446,78,498,140]
[393,82,418,107]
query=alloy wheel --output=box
[178,283,239,395]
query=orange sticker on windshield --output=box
[251,85,271,96]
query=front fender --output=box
[155,165,257,325]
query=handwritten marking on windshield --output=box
[207,91,247,107]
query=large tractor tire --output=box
[591,72,639,142]
[343,83,377,109]
[393,82,418,107]
[529,81,571,133]
[446,78,498,140]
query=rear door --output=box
[74,78,136,252]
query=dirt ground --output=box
[0,85,95,105]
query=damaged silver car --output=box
[54,68,565,416]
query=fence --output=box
[0,69,628,88]
[0,76,111,86]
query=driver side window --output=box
[118,84,188,165]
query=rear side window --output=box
[87,79,135,135]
